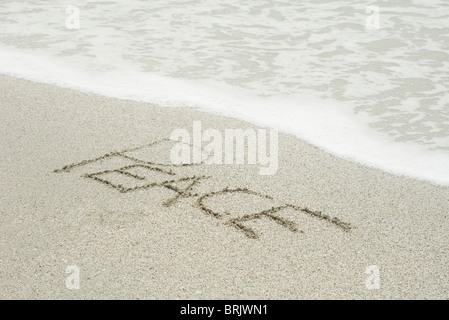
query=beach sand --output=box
[1,74,448,299]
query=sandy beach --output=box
[1,74,448,299]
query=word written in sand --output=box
[54,139,353,239]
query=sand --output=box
[0,74,448,299]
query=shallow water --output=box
[1,0,448,184]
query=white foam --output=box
[1,47,448,186]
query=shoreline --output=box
[1,74,448,299]
[1,49,448,187]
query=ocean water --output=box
[0,0,448,185]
